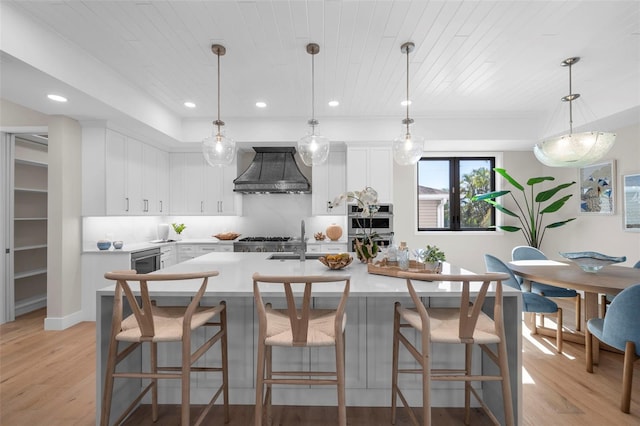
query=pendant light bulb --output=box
[298,43,330,167]
[202,44,236,167]
[393,42,423,166]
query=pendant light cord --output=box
[311,50,316,132]
[217,50,221,134]
[405,45,410,135]
[568,61,573,135]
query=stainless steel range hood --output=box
[233,147,311,193]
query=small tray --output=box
[213,232,241,240]
[367,259,441,277]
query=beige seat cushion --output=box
[264,308,346,347]
[399,307,500,344]
[117,305,223,342]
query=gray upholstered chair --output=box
[586,283,640,413]
[512,245,581,330]
[485,254,563,353]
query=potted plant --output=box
[472,168,576,249]
[172,223,186,239]
[417,244,446,271]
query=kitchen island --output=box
[96,252,522,424]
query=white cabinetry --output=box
[306,242,348,253]
[82,127,170,216]
[312,150,346,215]
[170,153,241,216]
[346,146,393,203]
[160,244,176,269]
[176,243,232,263]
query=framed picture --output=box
[579,160,616,214]
[623,172,640,232]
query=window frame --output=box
[415,153,502,233]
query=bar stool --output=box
[101,270,229,426]
[252,273,351,426]
[391,271,514,426]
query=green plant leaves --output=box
[494,168,524,190]
[540,194,573,213]
[535,182,576,202]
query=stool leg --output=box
[100,340,118,426]
[498,338,514,426]
[575,294,581,332]
[464,343,472,425]
[255,341,265,426]
[266,345,273,426]
[150,341,158,422]
[220,303,230,423]
[391,303,400,425]
[621,342,636,413]
[336,333,347,426]
[181,335,191,426]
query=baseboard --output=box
[44,309,85,330]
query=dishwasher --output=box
[130,247,161,273]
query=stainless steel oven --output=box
[131,247,161,273]
[347,203,393,237]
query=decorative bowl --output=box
[97,240,111,250]
[112,240,123,249]
[559,251,627,273]
[319,254,353,270]
[213,232,241,241]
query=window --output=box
[417,157,496,231]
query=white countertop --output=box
[83,238,233,254]
[97,252,521,298]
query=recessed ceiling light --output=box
[401,100,412,106]
[256,101,267,108]
[328,100,339,107]
[47,94,67,103]
[184,101,196,108]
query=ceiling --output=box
[1,1,639,148]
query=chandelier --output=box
[392,42,424,166]
[534,57,616,167]
[202,44,236,167]
[297,43,330,167]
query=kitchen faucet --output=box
[298,219,307,261]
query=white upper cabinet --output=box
[170,152,242,216]
[312,149,347,215]
[82,127,170,216]
[346,146,393,203]
[157,150,170,215]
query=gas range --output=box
[233,236,301,253]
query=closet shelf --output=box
[15,269,47,280]
[14,217,47,221]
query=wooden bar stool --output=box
[101,270,229,426]
[391,271,514,426]
[252,273,351,426]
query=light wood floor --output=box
[1,299,639,425]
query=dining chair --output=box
[391,271,514,426]
[101,270,229,426]
[600,260,640,317]
[586,283,640,413]
[485,254,563,353]
[252,273,351,426]
[512,246,581,330]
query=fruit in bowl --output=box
[319,253,353,270]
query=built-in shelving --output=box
[12,138,48,317]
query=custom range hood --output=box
[233,147,311,193]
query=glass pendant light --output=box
[393,42,424,166]
[534,57,616,167]
[202,44,236,167]
[297,43,330,167]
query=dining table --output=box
[508,259,640,359]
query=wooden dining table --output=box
[508,259,640,357]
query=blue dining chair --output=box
[600,260,640,316]
[485,254,563,353]
[512,246,582,331]
[586,283,640,413]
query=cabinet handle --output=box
[218,201,222,212]
[201,201,204,213]
[125,197,129,212]
[327,201,333,213]
[159,200,163,212]
[144,199,149,212]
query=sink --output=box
[267,253,326,260]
